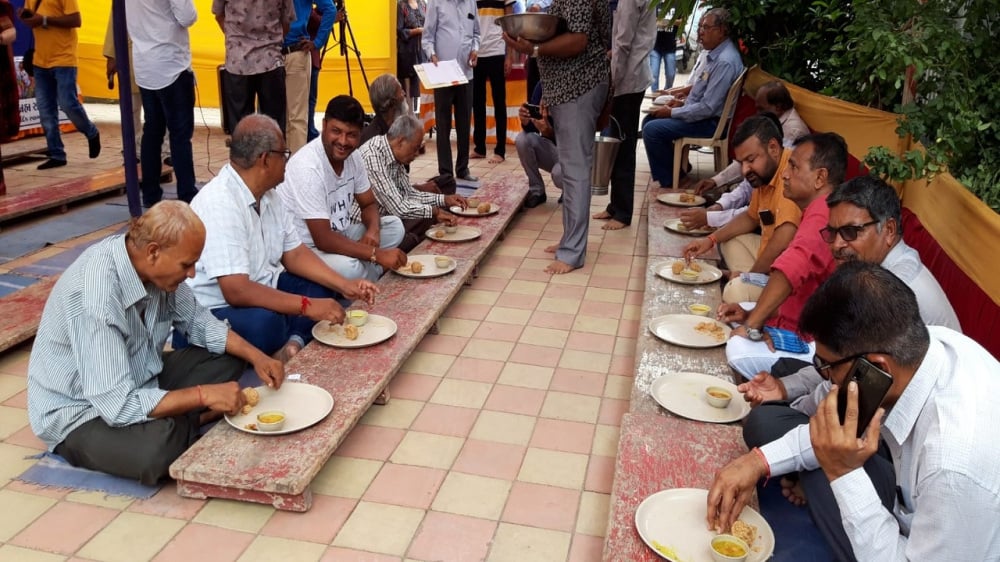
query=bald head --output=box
[127,200,205,251]
[230,114,284,170]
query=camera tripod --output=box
[324,0,370,97]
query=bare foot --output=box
[592,210,612,220]
[544,243,558,253]
[273,340,302,364]
[487,154,505,164]
[780,476,807,507]
[545,259,578,274]
[470,151,485,159]
[602,219,628,230]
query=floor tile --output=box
[603,375,633,399]
[592,424,621,457]
[539,391,602,424]
[454,289,500,306]
[565,332,616,355]
[400,352,455,377]
[0,489,56,542]
[435,317,481,337]
[558,350,612,375]
[444,357,505,383]
[2,480,69,499]
[237,535,327,562]
[584,455,616,494]
[124,483,204,520]
[494,292,540,310]
[2,425,44,450]
[519,326,569,349]
[76,512,185,562]
[260,495,356,544]
[443,302,492,321]
[575,492,611,537]
[571,315,619,336]
[152,523,254,562]
[193,499,274,533]
[486,523,571,562]
[358,398,423,429]
[460,339,515,362]
[389,431,464,470]
[469,411,536,446]
[310,456,383,499]
[483,385,546,416]
[472,321,524,343]
[517,448,589,489]
[504,280,547,296]
[0,545,66,561]
[609,354,636,377]
[320,547,401,562]
[535,297,580,315]
[431,472,511,520]
[363,464,445,509]
[496,363,553,390]
[483,306,532,326]
[406,511,497,562]
[414,334,468,355]
[0,374,26,402]
[526,310,575,331]
[467,276,509,291]
[410,403,479,437]
[429,378,493,409]
[508,344,562,368]
[598,398,629,426]
[501,482,580,532]
[65,490,133,510]
[529,418,595,454]
[385,372,440,401]
[334,425,406,461]
[549,369,607,397]
[10,501,118,555]
[451,439,526,481]
[332,502,425,557]
[568,533,605,562]
[0,443,37,484]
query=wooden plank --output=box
[170,177,528,509]
[0,276,60,353]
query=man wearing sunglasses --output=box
[707,262,998,561]
[720,132,846,380]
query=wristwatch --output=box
[531,44,539,58]
[42,15,49,29]
[746,327,764,342]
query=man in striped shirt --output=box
[27,201,284,485]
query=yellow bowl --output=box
[347,309,369,327]
[435,256,453,268]
[689,303,712,316]
[705,386,733,409]
[256,410,286,432]
[710,534,750,562]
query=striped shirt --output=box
[354,135,445,221]
[477,0,515,58]
[27,235,229,450]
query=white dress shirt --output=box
[762,327,1000,561]
[125,0,197,90]
[187,164,301,309]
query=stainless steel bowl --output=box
[495,13,565,43]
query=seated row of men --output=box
[26,85,467,485]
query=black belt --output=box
[281,42,308,55]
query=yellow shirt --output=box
[33,0,80,69]
[746,149,802,258]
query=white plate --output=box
[655,260,723,285]
[649,372,750,424]
[393,254,457,278]
[635,488,775,562]
[312,314,398,348]
[664,218,716,236]
[224,383,334,436]
[425,225,482,242]
[657,192,706,207]
[451,203,499,217]
[649,314,731,348]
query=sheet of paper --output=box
[416,59,468,89]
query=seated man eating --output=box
[28,201,283,485]
[359,114,467,252]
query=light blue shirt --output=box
[671,37,743,123]
[422,0,481,79]
[27,235,229,450]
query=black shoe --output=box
[524,193,547,208]
[163,156,173,167]
[37,158,67,170]
[88,131,102,159]
[457,173,479,182]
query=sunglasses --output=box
[819,220,880,243]
[812,350,889,372]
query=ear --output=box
[815,167,829,189]
[883,217,899,242]
[146,241,162,264]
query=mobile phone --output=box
[759,209,775,226]
[836,357,893,437]
[524,103,542,120]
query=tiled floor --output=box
[0,89,719,560]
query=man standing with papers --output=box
[423,0,480,182]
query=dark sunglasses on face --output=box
[812,350,889,373]
[819,220,880,243]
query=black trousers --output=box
[605,90,644,225]
[434,83,472,177]
[743,403,897,562]
[526,56,541,103]
[221,66,287,136]
[55,347,246,485]
[473,55,508,158]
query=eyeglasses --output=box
[268,149,292,162]
[819,220,880,243]
[812,350,889,373]
[698,22,720,31]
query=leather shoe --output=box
[88,131,101,159]
[37,158,67,170]
[457,173,478,182]
[524,193,547,208]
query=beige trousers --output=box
[284,50,311,152]
[721,233,764,303]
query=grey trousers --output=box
[515,131,563,196]
[55,347,246,485]
[743,403,897,562]
[549,82,609,268]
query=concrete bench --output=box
[0,276,60,353]
[603,186,750,560]
[169,176,529,511]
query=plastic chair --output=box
[671,68,748,188]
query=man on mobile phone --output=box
[706,262,1000,561]
[514,82,563,208]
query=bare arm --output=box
[743,269,792,329]
[217,273,305,315]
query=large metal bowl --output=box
[495,13,565,43]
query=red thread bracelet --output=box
[300,295,311,315]
[752,447,771,485]
[708,233,719,248]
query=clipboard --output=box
[415,60,470,89]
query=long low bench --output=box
[603,186,750,560]
[0,276,60,353]
[169,177,529,511]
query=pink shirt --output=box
[768,195,836,333]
